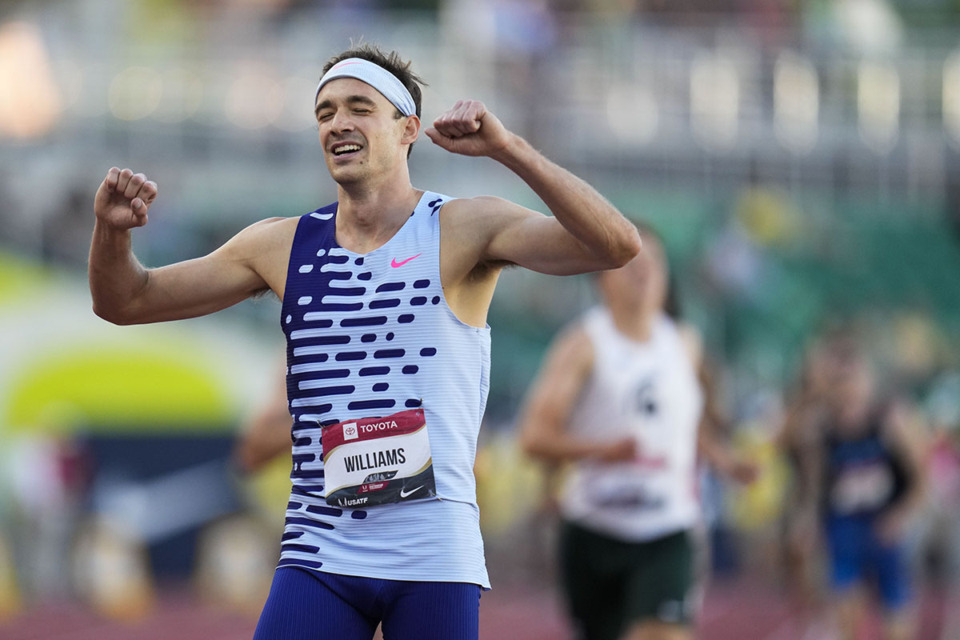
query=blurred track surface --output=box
[0,578,953,639]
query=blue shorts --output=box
[825,516,912,611]
[253,566,481,640]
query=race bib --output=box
[322,408,436,508]
[589,473,665,510]
[830,461,894,514]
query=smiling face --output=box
[314,77,419,186]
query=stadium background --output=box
[2,0,960,638]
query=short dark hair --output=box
[322,44,425,157]
[322,44,425,119]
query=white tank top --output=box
[560,307,704,541]
[279,191,491,587]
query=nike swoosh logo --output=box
[399,485,424,499]
[390,253,421,268]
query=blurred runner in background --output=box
[776,338,835,638]
[519,226,756,640]
[233,368,292,476]
[787,328,928,640]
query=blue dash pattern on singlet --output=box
[278,191,492,587]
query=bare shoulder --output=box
[216,216,300,297]
[439,195,529,228]
[882,399,927,444]
[253,215,299,229]
[675,321,704,369]
[441,194,516,214]
[547,321,595,371]
[437,196,519,276]
[240,216,299,242]
[219,216,298,257]
[438,195,543,265]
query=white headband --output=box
[315,58,416,117]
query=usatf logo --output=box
[343,423,359,440]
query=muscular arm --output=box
[426,101,641,276]
[518,325,636,464]
[878,401,929,540]
[679,324,759,484]
[89,167,291,325]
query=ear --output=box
[400,114,421,146]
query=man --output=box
[787,330,927,640]
[518,229,755,640]
[88,45,640,640]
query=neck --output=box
[335,170,421,254]
[836,398,871,427]
[608,302,657,342]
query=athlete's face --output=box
[314,78,419,184]
[599,233,667,313]
[823,345,875,412]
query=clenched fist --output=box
[425,100,513,158]
[94,167,158,230]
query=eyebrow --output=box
[315,94,378,118]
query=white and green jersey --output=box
[560,308,704,541]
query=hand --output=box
[727,459,762,486]
[875,507,911,545]
[425,100,513,158]
[592,436,638,464]
[94,167,158,231]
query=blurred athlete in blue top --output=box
[790,329,927,640]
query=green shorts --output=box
[559,520,696,640]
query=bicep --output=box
[470,198,610,275]
[130,221,279,323]
[139,255,263,321]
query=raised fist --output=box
[425,100,512,158]
[94,167,158,230]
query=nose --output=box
[329,108,354,133]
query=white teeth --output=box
[334,144,361,155]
